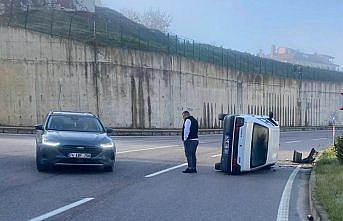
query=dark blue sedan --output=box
[35,111,115,172]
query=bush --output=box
[334,136,343,163]
[315,148,343,221]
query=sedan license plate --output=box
[68,153,91,159]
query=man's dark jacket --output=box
[182,116,199,141]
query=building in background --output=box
[258,45,339,71]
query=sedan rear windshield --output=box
[46,115,105,132]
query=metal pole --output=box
[88,17,92,36]
[271,61,274,75]
[234,54,237,70]
[227,51,229,69]
[212,47,214,64]
[183,39,186,56]
[207,45,210,62]
[120,25,123,47]
[24,4,29,29]
[198,44,200,60]
[333,123,336,146]
[260,58,262,74]
[192,40,195,58]
[93,9,100,117]
[332,113,336,146]
[295,65,303,126]
[221,47,224,66]
[239,55,241,71]
[8,0,14,26]
[68,15,74,39]
[138,30,141,50]
[167,33,170,54]
[93,15,96,42]
[50,4,55,35]
[175,35,178,55]
[247,56,249,72]
[105,21,108,41]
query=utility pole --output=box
[294,65,303,126]
[93,1,100,117]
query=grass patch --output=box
[315,147,343,221]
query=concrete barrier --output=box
[0,126,341,136]
[0,126,35,134]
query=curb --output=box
[0,126,222,136]
[309,166,330,220]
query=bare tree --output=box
[141,8,172,33]
[121,7,172,33]
[120,8,141,23]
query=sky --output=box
[101,0,343,67]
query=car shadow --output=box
[40,165,111,174]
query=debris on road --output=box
[292,148,319,164]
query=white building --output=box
[259,45,339,71]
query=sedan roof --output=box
[51,111,95,117]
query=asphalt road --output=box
[0,130,340,221]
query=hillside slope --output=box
[0,3,342,82]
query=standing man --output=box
[182,111,199,173]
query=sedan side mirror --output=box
[218,113,227,121]
[34,124,44,131]
[106,128,114,134]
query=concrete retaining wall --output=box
[0,26,342,128]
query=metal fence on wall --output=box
[1,3,343,82]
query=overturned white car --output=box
[215,113,280,174]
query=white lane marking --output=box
[145,163,188,178]
[211,153,221,158]
[117,144,181,154]
[276,166,300,221]
[312,138,328,141]
[28,198,94,221]
[117,141,218,155]
[284,140,301,144]
[284,138,328,144]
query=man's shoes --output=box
[182,168,191,173]
[182,168,197,173]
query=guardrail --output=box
[0,126,341,136]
